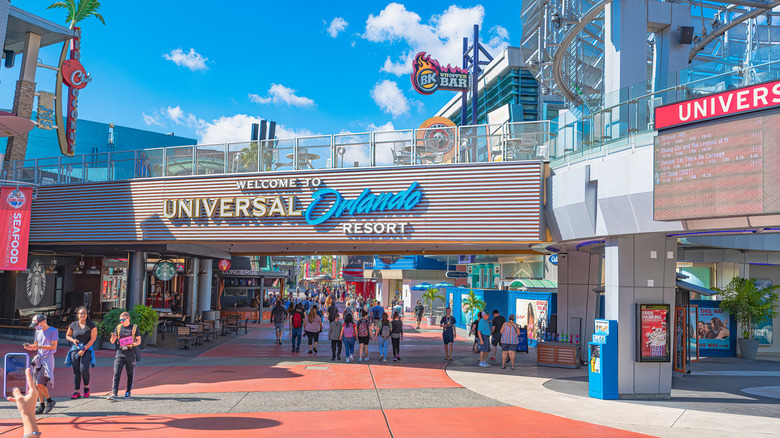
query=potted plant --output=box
[716,277,779,360]
[422,287,445,325]
[461,289,486,325]
[97,308,125,350]
[130,304,160,347]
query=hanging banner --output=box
[0,187,33,270]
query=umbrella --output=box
[433,281,454,288]
[411,282,432,291]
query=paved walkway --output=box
[0,314,776,437]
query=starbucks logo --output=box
[153,260,176,281]
[26,259,46,306]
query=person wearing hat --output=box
[23,314,59,414]
[106,311,141,401]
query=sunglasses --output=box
[120,318,127,321]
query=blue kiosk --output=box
[588,319,618,400]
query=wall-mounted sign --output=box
[416,117,456,161]
[446,271,468,278]
[36,91,56,130]
[655,79,780,130]
[548,254,559,265]
[26,258,46,306]
[57,27,92,156]
[636,304,671,362]
[218,259,231,272]
[0,187,33,270]
[153,260,176,281]
[411,52,469,95]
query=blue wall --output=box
[446,287,557,328]
[372,255,446,271]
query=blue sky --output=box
[2,1,520,145]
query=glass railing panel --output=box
[136,148,164,178]
[84,153,109,182]
[416,125,459,164]
[334,132,371,168]
[166,146,194,176]
[260,139,294,172]
[58,156,86,183]
[109,151,138,181]
[197,144,228,175]
[295,135,332,170]
[374,129,413,167]
[35,158,60,185]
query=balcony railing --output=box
[2,121,553,186]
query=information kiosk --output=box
[588,319,618,400]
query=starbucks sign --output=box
[153,260,176,281]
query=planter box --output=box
[738,338,759,360]
[426,315,438,326]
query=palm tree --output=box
[49,0,105,156]
[421,287,445,316]
[461,289,486,323]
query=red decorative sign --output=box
[218,259,231,272]
[0,187,33,270]
[637,304,671,362]
[64,27,91,156]
[655,79,780,130]
[411,52,469,95]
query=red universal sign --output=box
[0,187,33,270]
[655,79,780,130]
[218,259,231,272]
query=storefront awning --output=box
[509,279,557,289]
[676,280,718,296]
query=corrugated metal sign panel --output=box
[30,162,543,243]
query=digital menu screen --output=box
[654,110,780,220]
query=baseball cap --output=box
[29,314,46,327]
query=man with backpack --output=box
[370,300,385,335]
[356,310,372,362]
[289,303,305,353]
[106,312,141,400]
[270,301,287,345]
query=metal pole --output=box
[462,36,469,126]
[471,24,479,127]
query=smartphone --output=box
[4,353,30,398]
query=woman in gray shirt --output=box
[329,313,343,361]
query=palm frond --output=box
[47,0,78,23]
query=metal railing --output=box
[1,121,553,186]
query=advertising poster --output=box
[459,293,473,326]
[697,307,730,350]
[753,319,773,345]
[516,298,548,340]
[637,304,670,362]
[688,306,699,360]
[0,187,33,270]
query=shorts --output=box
[32,359,50,386]
[416,315,422,322]
[502,343,518,351]
[274,322,284,331]
[443,332,454,344]
[492,335,501,346]
[358,336,370,345]
[478,336,491,352]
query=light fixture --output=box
[85,256,101,275]
[46,255,58,275]
[73,256,85,275]
[198,270,208,277]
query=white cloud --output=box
[163,48,209,71]
[367,121,396,132]
[249,84,315,107]
[363,3,510,76]
[370,80,410,118]
[142,112,163,127]
[327,17,349,37]
[160,106,314,144]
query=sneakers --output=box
[291,347,295,352]
[365,356,370,361]
[358,358,362,362]
[313,347,318,353]
[478,361,491,368]
[346,358,350,363]
[35,404,44,415]
[83,388,90,398]
[393,356,397,361]
[295,348,300,353]
[124,392,131,399]
[396,356,401,361]
[337,355,341,361]
[383,357,388,362]
[71,391,81,399]
[43,400,56,413]
[307,350,312,354]
[106,393,118,401]
[331,356,335,361]
[378,355,384,361]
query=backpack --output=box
[292,312,303,329]
[343,323,356,338]
[380,322,391,338]
[357,319,370,337]
[372,306,383,320]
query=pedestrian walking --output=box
[357,310,372,362]
[414,300,425,329]
[106,312,141,400]
[304,307,322,354]
[327,299,339,323]
[290,303,305,353]
[377,313,391,361]
[341,313,357,362]
[270,301,287,345]
[477,312,491,367]
[390,311,403,361]
[23,315,58,414]
[440,307,457,361]
[286,303,296,338]
[370,300,385,334]
[500,314,520,370]
[469,312,483,353]
[329,313,343,361]
[490,310,505,362]
[64,307,97,399]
